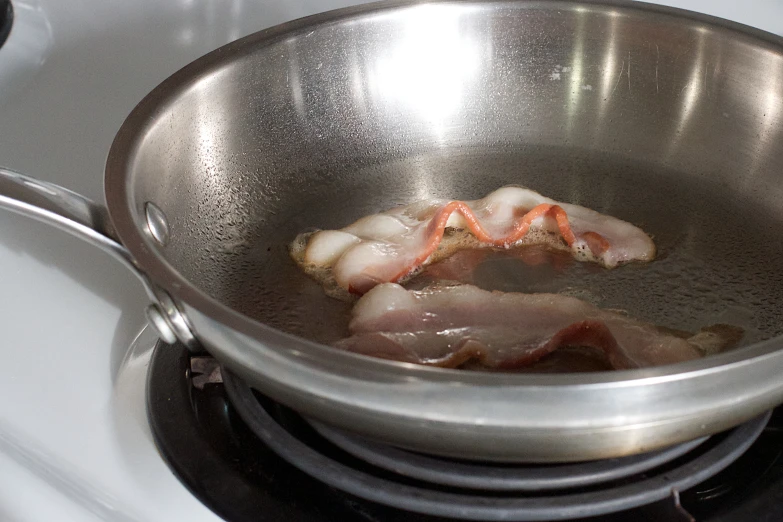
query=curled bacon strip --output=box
[291,186,654,296]
[388,202,609,286]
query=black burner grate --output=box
[223,367,768,521]
[147,343,783,522]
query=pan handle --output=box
[0,166,197,348]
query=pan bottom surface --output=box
[191,146,783,350]
[148,342,783,522]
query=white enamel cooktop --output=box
[0,1,781,520]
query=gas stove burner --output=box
[223,368,768,521]
[0,1,12,49]
[148,343,783,522]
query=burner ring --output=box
[306,417,708,492]
[223,367,770,521]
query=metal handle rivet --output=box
[146,304,178,345]
[145,202,170,246]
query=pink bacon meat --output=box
[291,186,656,296]
[334,283,742,370]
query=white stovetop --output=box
[0,1,780,521]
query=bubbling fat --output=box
[290,186,656,298]
[291,227,570,300]
[289,227,475,300]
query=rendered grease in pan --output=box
[172,146,781,349]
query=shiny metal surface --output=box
[0,167,197,349]
[144,202,170,247]
[145,304,178,345]
[0,167,139,281]
[3,0,783,461]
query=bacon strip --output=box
[399,203,579,271]
[291,186,655,296]
[334,283,743,370]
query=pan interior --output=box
[169,146,783,348]
[125,2,783,360]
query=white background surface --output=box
[0,1,781,520]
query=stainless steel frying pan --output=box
[2,0,783,462]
